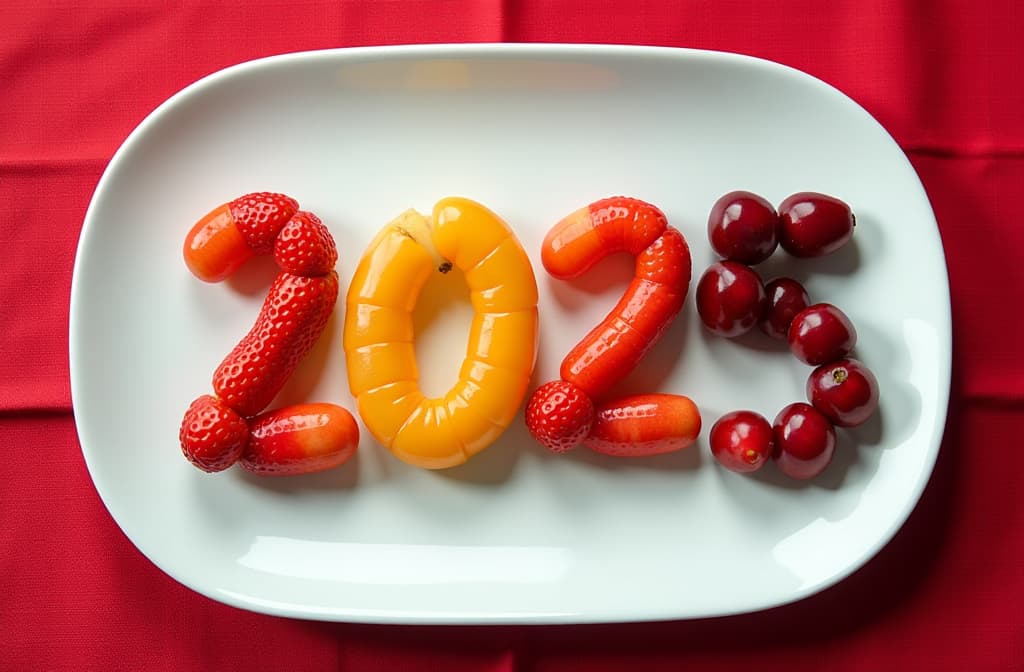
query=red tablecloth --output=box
[3,1,1022,670]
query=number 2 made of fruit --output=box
[178,193,359,476]
[525,197,701,457]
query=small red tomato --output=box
[696,261,767,337]
[760,277,810,340]
[242,403,359,476]
[807,358,880,427]
[788,303,857,365]
[772,402,836,480]
[583,393,701,457]
[709,410,774,473]
[707,191,779,264]
[778,192,855,258]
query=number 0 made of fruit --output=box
[343,197,539,469]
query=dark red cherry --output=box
[696,261,767,338]
[707,191,779,264]
[788,303,857,365]
[807,358,880,427]
[772,402,836,480]
[778,192,855,257]
[759,277,810,340]
[709,410,775,473]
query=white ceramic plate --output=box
[70,44,950,624]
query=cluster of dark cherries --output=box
[696,191,879,480]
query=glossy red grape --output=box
[778,192,855,257]
[696,261,767,337]
[710,410,774,473]
[772,402,836,480]
[707,191,779,264]
[788,303,857,365]
[807,358,879,427]
[759,277,810,340]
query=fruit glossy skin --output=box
[344,197,538,470]
[525,380,595,453]
[807,358,879,427]
[183,192,299,282]
[760,277,810,339]
[788,303,857,365]
[242,403,359,476]
[542,197,692,400]
[179,394,249,473]
[772,402,836,480]
[778,192,855,258]
[709,410,774,473]
[213,271,339,417]
[707,190,779,264]
[583,394,700,457]
[696,261,767,337]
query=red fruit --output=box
[583,393,701,457]
[759,277,810,339]
[778,192,855,257]
[707,191,779,264]
[213,271,339,417]
[709,410,774,473]
[557,224,691,401]
[696,261,767,337]
[242,403,359,476]
[229,192,301,254]
[273,211,338,277]
[525,380,595,453]
[179,394,249,472]
[788,303,857,365]
[772,402,836,480]
[183,192,300,282]
[807,358,880,427]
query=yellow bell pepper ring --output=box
[343,197,539,469]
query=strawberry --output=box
[229,192,300,254]
[213,270,339,417]
[241,403,359,476]
[273,211,338,277]
[179,394,249,472]
[525,380,595,453]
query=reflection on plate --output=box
[70,44,950,624]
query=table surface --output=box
[3,2,1022,670]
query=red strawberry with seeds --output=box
[229,192,300,254]
[213,271,339,417]
[179,394,249,472]
[273,211,338,277]
[525,380,595,453]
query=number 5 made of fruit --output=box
[343,197,539,470]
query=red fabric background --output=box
[2,1,1022,669]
